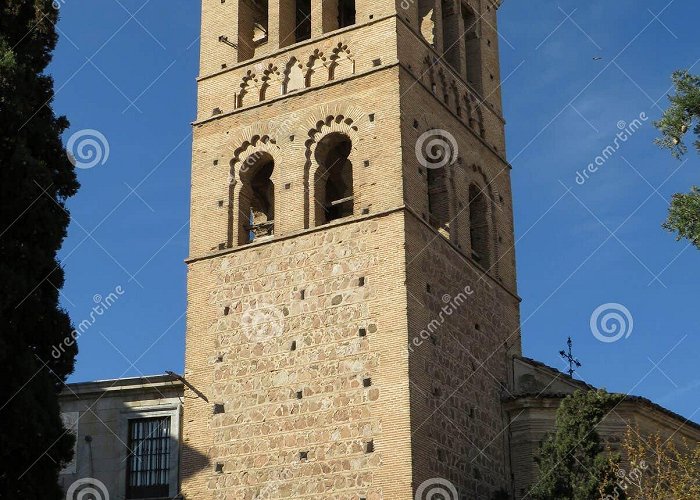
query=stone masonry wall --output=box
[405,212,521,499]
[182,212,414,499]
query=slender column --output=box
[323,0,340,32]
[311,0,324,38]
[268,0,281,49]
[311,0,340,38]
[455,0,469,80]
[276,0,295,47]
[433,0,444,55]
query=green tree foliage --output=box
[654,70,700,249]
[529,390,623,500]
[0,1,79,497]
[655,71,700,158]
[663,187,700,249]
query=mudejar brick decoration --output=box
[182,1,521,498]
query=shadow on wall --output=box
[58,381,210,500]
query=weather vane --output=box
[559,336,582,377]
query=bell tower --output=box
[182,0,520,498]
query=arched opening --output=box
[238,0,269,61]
[461,3,482,93]
[314,133,354,225]
[419,0,436,46]
[282,58,305,94]
[427,166,450,237]
[328,46,354,81]
[476,104,485,138]
[338,0,356,29]
[442,0,460,71]
[305,52,327,87]
[238,153,275,245]
[279,0,310,46]
[295,0,311,42]
[469,184,490,266]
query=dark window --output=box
[442,0,460,70]
[126,417,171,499]
[237,0,268,61]
[238,153,275,245]
[296,0,311,42]
[253,1,269,46]
[314,133,354,225]
[427,166,450,236]
[338,0,356,28]
[461,3,482,92]
[469,184,490,266]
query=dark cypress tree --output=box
[0,1,79,497]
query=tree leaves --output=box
[530,390,624,500]
[654,71,700,159]
[663,186,700,250]
[0,1,79,497]
[654,71,700,250]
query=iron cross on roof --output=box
[559,336,582,378]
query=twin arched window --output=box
[420,1,483,94]
[241,0,356,59]
[338,0,356,29]
[236,133,354,245]
[426,166,493,269]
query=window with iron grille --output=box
[126,417,171,499]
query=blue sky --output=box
[50,1,699,421]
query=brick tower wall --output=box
[183,0,520,498]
